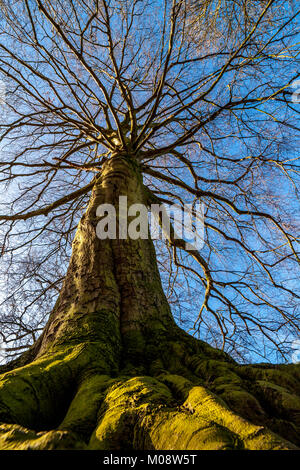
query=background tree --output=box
[0,0,299,450]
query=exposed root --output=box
[0,338,299,450]
[0,424,87,450]
[0,342,116,432]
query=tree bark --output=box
[0,154,299,450]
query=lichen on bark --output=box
[0,154,299,450]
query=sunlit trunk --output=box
[37,154,176,367]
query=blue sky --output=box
[0,0,299,364]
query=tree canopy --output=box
[0,0,299,363]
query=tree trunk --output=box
[0,154,299,450]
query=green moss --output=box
[0,423,86,450]
[144,410,240,450]
[1,357,300,450]
[0,346,80,429]
[146,374,297,450]
[253,379,300,433]
[218,386,266,423]
[122,330,146,362]
[159,374,196,398]
[59,375,115,440]
[87,372,298,450]
[89,376,173,450]
[0,342,118,431]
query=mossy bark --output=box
[0,154,299,450]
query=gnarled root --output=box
[0,337,299,450]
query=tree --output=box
[0,0,299,450]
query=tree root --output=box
[0,338,299,450]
